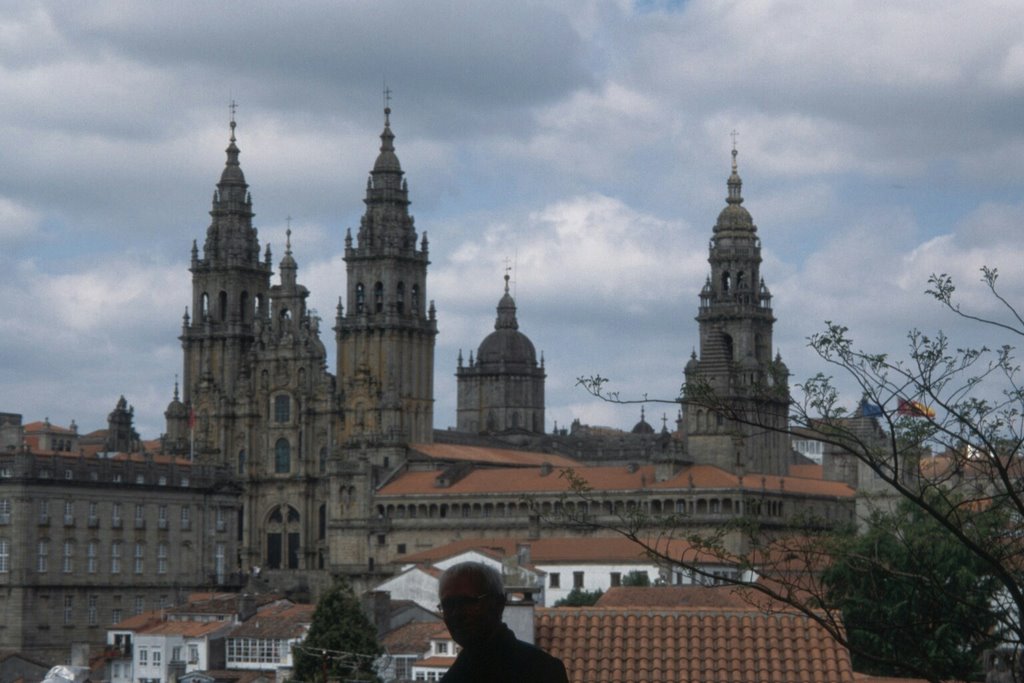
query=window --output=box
[37,540,48,572]
[0,539,8,573]
[376,534,386,546]
[549,572,560,589]
[189,645,199,664]
[274,438,290,473]
[39,500,50,524]
[138,648,148,665]
[134,543,144,574]
[88,595,97,626]
[573,571,584,588]
[171,647,182,663]
[152,650,161,666]
[215,507,226,532]
[157,543,168,574]
[88,501,98,527]
[64,500,74,525]
[112,608,122,624]
[355,283,365,313]
[274,395,290,422]
[158,505,168,529]
[133,595,144,616]
[215,543,225,583]
[610,572,621,587]
[238,449,247,475]
[181,506,191,530]
[436,642,448,654]
[397,543,407,554]
[135,504,145,529]
[63,595,73,625]
[87,542,97,573]
[63,540,74,573]
[111,542,122,574]
[112,502,122,528]
[319,446,327,474]
[374,281,384,312]
[0,498,9,524]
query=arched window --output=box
[722,333,734,362]
[318,505,326,540]
[396,282,405,314]
[319,446,327,474]
[721,271,731,293]
[411,284,420,314]
[255,293,265,318]
[239,291,249,322]
[201,293,210,321]
[274,395,290,423]
[219,291,228,321]
[355,283,365,313]
[238,450,246,475]
[275,439,291,473]
[374,282,384,313]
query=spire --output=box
[279,226,298,286]
[495,272,519,331]
[713,137,755,235]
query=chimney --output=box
[503,589,536,645]
[516,543,531,566]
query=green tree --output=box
[823,495,1004,680]
[292,578,382,683]
[575,267,1024,683]
[554,587,603,606]
[621,570,650,587]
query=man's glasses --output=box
[437,593,491,614]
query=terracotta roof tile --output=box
[378,462,854,498]
[140,620,232,637]
[228,603,314,639]
[382,620,448,654]
[409,443,578,467]
[400,535,726,566]
[536,606,854,683]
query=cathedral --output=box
[0,105,865,660]
[160,106,849,584]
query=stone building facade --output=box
[0,414,240,661]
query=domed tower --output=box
[180,114,272,460]
[456,273,546,433]
[683,147,790,475]
[335,106,437,446]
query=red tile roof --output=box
[228,603,314,639]
[410,443,579,468]
[140,620,232,637]
[382,620,448,655]
[536,606,855,683]
[596,585,786,610]
[378,462,854,498]
[400,536,727,566]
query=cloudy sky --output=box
[2,0,1023,438]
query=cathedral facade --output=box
[163,107,851,588]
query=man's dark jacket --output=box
[440,623,569,682]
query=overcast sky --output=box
[2,0,1023,438]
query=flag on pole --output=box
[897,399,935,418]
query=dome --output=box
[475,274,538,369]
[714,203,754,232]
[631,407,655,434]
[477,328,537,367]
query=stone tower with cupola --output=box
[335,106,437,448]
[683,148,791,475]
[456,274,546,434]
[179,116,273,462]
[331,107,437,574]
[175,115,339,574]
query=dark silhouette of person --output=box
[438,561,569,682]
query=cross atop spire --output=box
[730,129,739,173]
[229,99,238,141]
